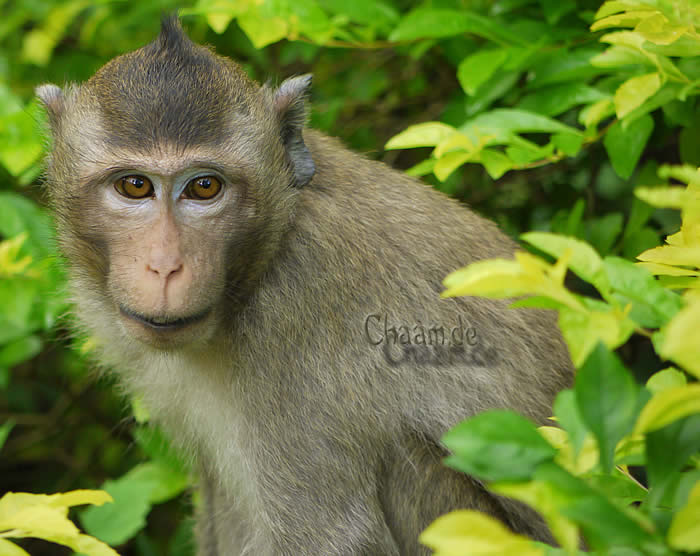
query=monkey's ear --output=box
[274,74,315,187]
[36,84,65,128]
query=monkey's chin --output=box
[118,305,213,349]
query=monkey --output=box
[37,15,573,556]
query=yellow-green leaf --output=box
[480,149,512,180]
[434,151,474,181]
[492,480,580,554]
[386,122,457,150]
[420,510,543,556]
[559,308,634,367]
[237,12,288,48]
[580,98,615,128]
[538,426,599,475]
[614,72,662,119]
[635,13,690,46]
[658,300,700,377]
[635,186,700,209]
[646,368,687,394]
[47,490,113,509]
[0,539,30,556]
[591,10,659,32]
[434,132,475,158]
[1,505,79,539]
[595,1,656,20]
[521,232,608,293]
[0,233,33,278]
[637,245,700,268]
[442,252,585,311]
[668,481,700,551]
[637,262,699,276]
[195,0,254,33]
[634,384,700,433]
[72,534,121,556]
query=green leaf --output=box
[0,335,42,368]
[603,114,654,179]
[604,256,682,327]
[668,481,700,551]
[122,462,189,504]
[527,49,604,89]
[0,193,53,260]
[621,194,655,242]
[519,83,607,117]
[538,0,576,24]
[591,44,651,69]
[442,410,556,482]
[132,426,189,475]
[319,0,399,27]
[461,109,582,141]
[491,480,580,553]
[551,132,583,156]
[587,212,624,256]
[575,343,640,473]
[389,9,525,45]
[0,420,14,452]
[479,149,512,179]
[457,49,509,96]
[286,0,334,43]
[20,0,88,66]
[405,158,436,177]
[645,35,700,57]
[535,462,652,548]
[0,100,44,176]
[680,124,700,166]
[553,390,588,458]
[646,415,700,488]
[80,474,156,545]
[464,70,520,118]
[0,279,39,344]
[586,473,647,506]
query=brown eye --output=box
[115,175,153,199]
[183,176,222,200]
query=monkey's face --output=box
[54,143,267,350]
[37,18,313,351]
[98,160,239,348]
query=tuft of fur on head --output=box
[84,14,260,152]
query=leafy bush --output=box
[433,165,700,554]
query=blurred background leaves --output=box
[1,0,697,553]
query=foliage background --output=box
[0,0,697,554]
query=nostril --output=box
[147,259,183,279]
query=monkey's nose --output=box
[146,251,184,281]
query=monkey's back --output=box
[223,129,572,551]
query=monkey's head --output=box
[37,16,315,350]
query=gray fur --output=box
[37,15,573,556]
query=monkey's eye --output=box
[115,175,154,199]
[183,176,222,200]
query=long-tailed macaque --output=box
[37,15,573,555]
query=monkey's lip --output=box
[119,306,211,331]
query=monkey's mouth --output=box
[119,306,211,331]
